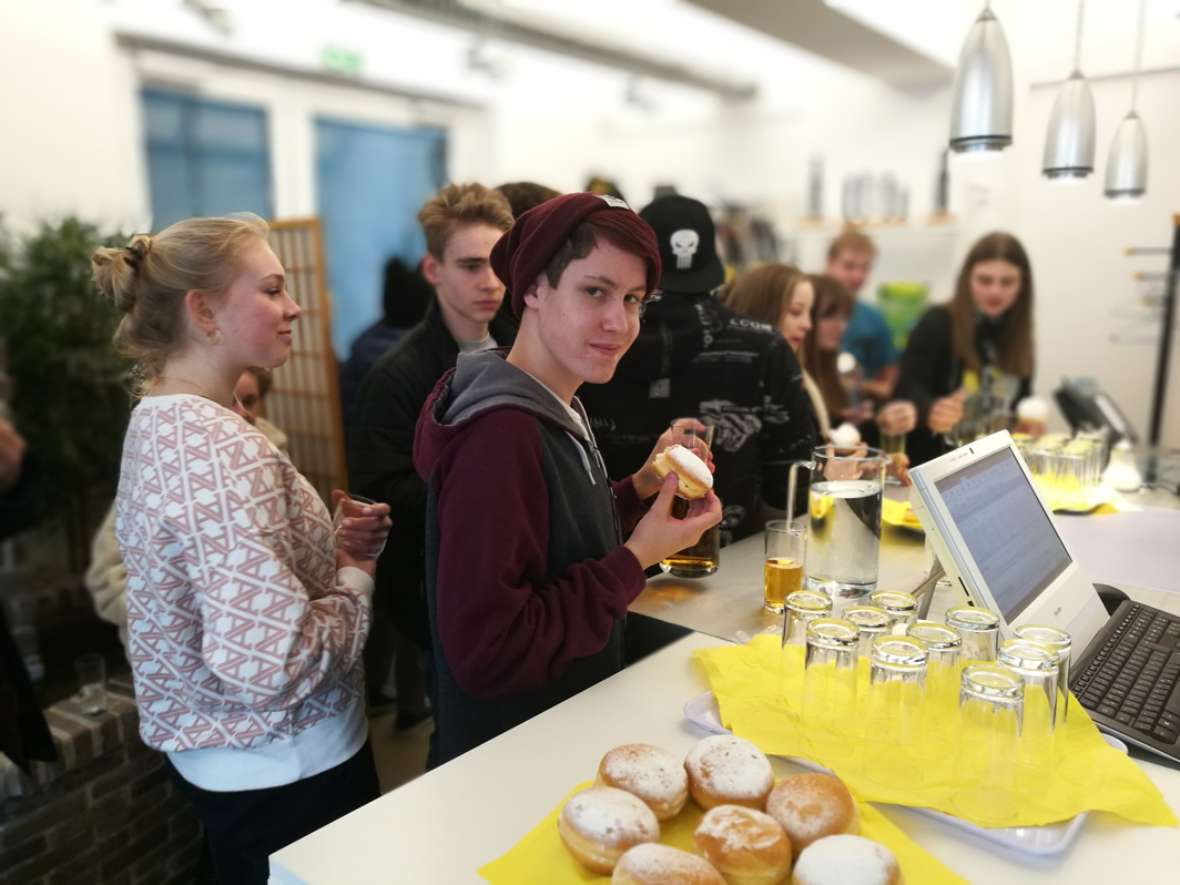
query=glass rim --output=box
[906,620,963,650]
[871,635,928,667]
[812,444,885,463]
[1012,624,1072,651]
[960,663,1024,701]
[998,639,1059,672]
[843,605,892,631]
[869,590,918,612]
[785,590,833,615]
[805,617,859,649]
[765,519,804,536]
[945,606,1000,631]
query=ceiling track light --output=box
[949,2,1014,154]
[1105,0,1149,200]
[1042,0,1096,180]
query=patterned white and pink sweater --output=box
[116,395,372,763]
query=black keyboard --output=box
[1072,601,1180,755]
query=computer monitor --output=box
[908,431,1108,656]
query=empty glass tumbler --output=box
[946,606,1000,663]
[844,605,893,660]
[954,663,1025,823]
[998,639,1060,769]
[1013,624,1073,724]
[802,618,860,755]
[861,636,928,786]
[906,620,963,705]
[782,590,833,647]
[870,590,918,633]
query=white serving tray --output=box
[683,691,1128,859]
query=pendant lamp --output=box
[1042,0,1096,180]
[1105,0,1149,200]
[949,2,1013,154]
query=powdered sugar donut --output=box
[766,773,858,852]
[598,744,689,820]
[652,444,713,500]
[558,786,660,875]
[791,834,902,885]
[611,843,726,885]
[694,804,793,885]
[684,734,775,811]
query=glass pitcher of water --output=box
[787,445,887,614]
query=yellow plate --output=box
[882,498,923,532]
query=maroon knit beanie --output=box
[490,192,662,318]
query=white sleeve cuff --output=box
[337,566,374,598]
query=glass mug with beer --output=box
[763,520,805,613]
[658,421,720,578]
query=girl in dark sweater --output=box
[898,231,1037,466]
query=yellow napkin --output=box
[882,498,924,531]
[694,636,1177,830]
[479,781,965,884]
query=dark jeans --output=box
[168,741,380,885]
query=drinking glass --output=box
[906,620,962,706]
[946,606,1000,663]
[782,590,833,647]
[75,653,107,716]
[1013,624,1073,723]
[802,618,860,755]
[870,590,918,633]
[860,636,928,786]
[879,432,906,456]
[764,520,805,614]
[954,663,1024,823]
[333,493,387,559]
[998,639,1060,770]
[659,420,720,577]
[844,605,893,660]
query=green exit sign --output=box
[322,46,364,75]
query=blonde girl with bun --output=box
[93,215,391,884]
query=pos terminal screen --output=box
[934,447,1072,621]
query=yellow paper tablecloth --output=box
[479,781,965,884]
[694,636,1177,830]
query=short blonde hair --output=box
[91,213,270,385]
[417,182,513,258]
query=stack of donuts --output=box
[558,735,903,884]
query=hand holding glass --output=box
[332,491,392,560]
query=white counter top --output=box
[270,630,1180,884]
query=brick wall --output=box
[0,678,204,884]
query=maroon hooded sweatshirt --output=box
[413,349,650,765]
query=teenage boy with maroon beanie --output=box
[414,194,722,766]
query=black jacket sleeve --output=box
[349,359,431,540]
[759,338,820,510]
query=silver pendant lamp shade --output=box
[1105,0,1149,199]
[949,4,1014,153]
[1042,1,1095,180]
[1042,71,1097,179]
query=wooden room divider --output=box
[266,218,347,505]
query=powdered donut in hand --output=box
[652,444,713,500]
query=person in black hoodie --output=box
[897,231,1037,466]
[349,183,516,731]
[414,193,721,766]
[579,195,819,546]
